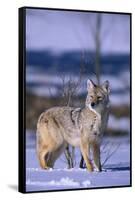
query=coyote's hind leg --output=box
[38,150,50,169]
[47,145,65,168]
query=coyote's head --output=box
[86,79,110,112]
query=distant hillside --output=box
[26,50,130,75]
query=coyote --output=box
[36,79,110,171]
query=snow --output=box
[26,67,130,106]
[26,131,131,192]
[26,67,129,91]
[108,115,130,132]
[26,167,130,191]
[27,177,81,187]
[110,93,130,106]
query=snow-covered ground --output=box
[26,67,130,106]
[108,115,130,132]
[26,131,131,192]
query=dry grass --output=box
[110,105,130,118]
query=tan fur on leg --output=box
[92,142,101,171]
[80,141,93,172]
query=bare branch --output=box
[102,142,121,167]
[48,85,54,98]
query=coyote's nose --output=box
[91,102,95,107]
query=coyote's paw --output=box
[94,167,101,172]
[87,166,94,172]
[86,162,94,172]
[43,166,50,170]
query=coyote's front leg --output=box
[80,140,93,171]
[92,142,101,171]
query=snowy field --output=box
[26,67,130,106]
[26,131,131,192]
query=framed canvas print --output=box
[19,6,132,193]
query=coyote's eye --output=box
[97,96,102,100]
[90,95,93,98]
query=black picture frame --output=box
[19,6,132,193]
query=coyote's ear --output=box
[102,80,110,93]
[87,79,95,91]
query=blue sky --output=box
[26,8,130,54]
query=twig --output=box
[102,142,121,167]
